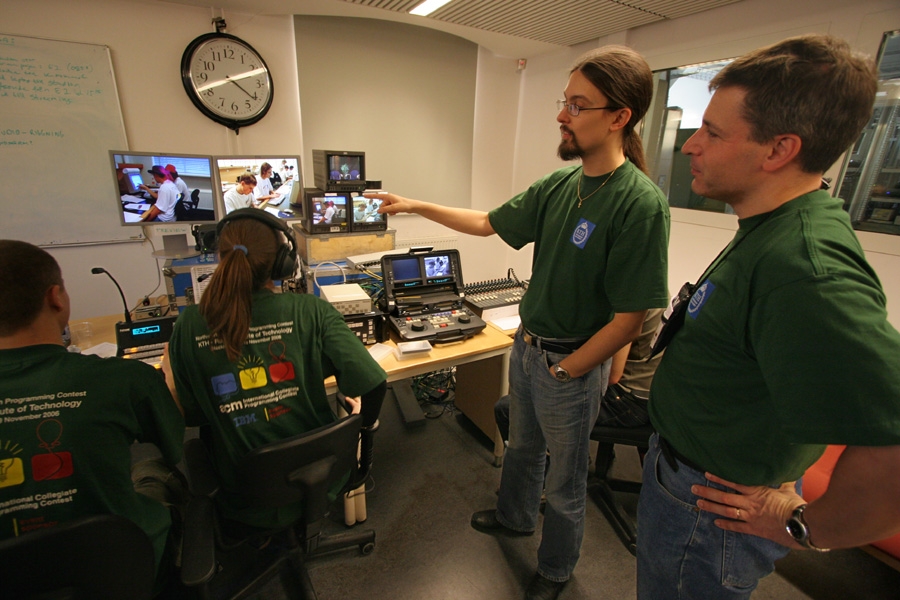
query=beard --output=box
[557,130,583,161]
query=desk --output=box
[85,311,511,525]
[84,312,513,462]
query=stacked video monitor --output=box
[303,149,388,235]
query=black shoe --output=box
[525,573,567,600]
[470,509,533,536]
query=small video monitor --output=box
[390,256,423,287]
[348,192,388,233]
[301,188,349,234]
[312,149,366,193]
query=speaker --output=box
[215,209,297,280]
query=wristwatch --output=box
[551,363,572,382]
[785,504,830,552]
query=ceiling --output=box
[161,0,744,58]
[340,0,743,47]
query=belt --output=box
[658,436,705,473]
[522,330,589,355]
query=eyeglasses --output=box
[556,100,621,117]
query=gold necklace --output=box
[576,165,618,208]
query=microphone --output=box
[91,267,131,324]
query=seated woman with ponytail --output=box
[167,208,386,529]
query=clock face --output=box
[181,33,273,131]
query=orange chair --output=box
[803,445,900,570]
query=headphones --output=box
[215,208,298,280]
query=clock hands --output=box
[195,67,268,94]
[225,75,255,100]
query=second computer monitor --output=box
[215,155,303,221]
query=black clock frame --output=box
[180,32,274,132]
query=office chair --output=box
[587,422,655,556]
[181,407,378,600]
[0,513,156,600]
[175,189,200,221]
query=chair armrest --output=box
[183,437,220,498]
[335,391,353,415]
[180,495,218,587]
[351,421,379,489]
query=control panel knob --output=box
[457,313,471,324]
[411,320,426,332]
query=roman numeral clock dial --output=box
[181,32,273,133]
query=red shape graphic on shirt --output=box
[32,419,73,480]
[268,340,295,383]
[32,452,73,481]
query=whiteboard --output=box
[0,33,131,246]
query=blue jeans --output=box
[636,433,794,599]
[495,329,608,582]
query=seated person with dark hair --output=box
[0,240,186,594]
[140,165,180,222]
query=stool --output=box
[587,422,654,556]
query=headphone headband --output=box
[215,209,297,280]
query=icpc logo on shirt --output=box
[571,218,596,249]
[687,281,714,319]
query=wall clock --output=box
[181,32,273,133]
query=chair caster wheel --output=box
[360,541,375,555]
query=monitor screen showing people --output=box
[110,151,217,224]
[351,195,385,224]
[216,156,302,220]
[311,194,348,226]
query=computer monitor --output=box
[348,191,388,233]
[312,149,366,192]
[215,155,303,221]
[122,168,143,194]
[110,151,218,225]
[301,188,349,234]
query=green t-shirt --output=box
[169,290,386,528]
[650,191,900,485]
[488,160,670,338]
[0,345,185,574]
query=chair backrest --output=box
[236,413,363,520]
[0,514,156,600]
[190,188,200,208]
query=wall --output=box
[294,16,477,211]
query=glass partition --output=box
[834,30,900,235]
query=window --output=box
[834,30,900,235]
[642,59,733,215]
